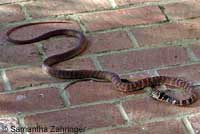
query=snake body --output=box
[6,22,197,106]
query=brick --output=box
[191,43,200,59]
[79,6,165,31]
[0,78,4,92]
[164,1,200,20]
[67,80,124,105]
[188,114,200,134]
[158,64,200,83]
[0,117,20,134]
[0,43,40,68]
[0,87,64,115]
[6,66,64,89]
[67,72,150,105]
[98,46,188,73]
[0,4,25,23]
[115,0,160,6]
[85,31,133,54]
[25,0,111,18]
[132,19,200,46]
[6,56,96,89]
[24,104,125,129]
[66,72,150,105]
[6,20,80,42]
[122,92,200,121]
[93,119,185,134]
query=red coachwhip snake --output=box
[6,22,197,106]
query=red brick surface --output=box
[164,1,200,20]
[132,19,200,46]
[6,66,64,89]
[122,94,200,121]
[25,0,111,18]
[80,6,165,31]
[158,64,200,83]
[99,46,188,73]
[93,119,185,134]
[67,72,150,105]
[67,80,126,105]
[0,87,64,115]
[24,104,125,129]
[0,0,199,133]
[0,43,40,68]
[85,31,133,54]
[0,4,25,23]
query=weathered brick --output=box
[0,4,25,23]
[79,6,165,31]
[24,104,125,130]
[98,46,188,73]
[115,0,160,6]
[122,93,200,121]
[0,88,64,115]
[92,119,185,134]
[0,43,40,68]
[25,0,111,18]
[67,72,150,105]
[158,64,200,83]
[191,43,200,59]
[132,18,200,46]
[164,1,200,20]
[188,114,200,134]
[86,31,133,54]
[6,66,64,89]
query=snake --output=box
[6,21,197,106]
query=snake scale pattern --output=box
[6,22,197,106]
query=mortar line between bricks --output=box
[185,46,199,62]
[115,103,130,124]
[138,112,194,125]
[108,0,117,8]
[182,117,196,134]
[18,2,32,21]
[35,42,47,59]
[1,70,12,91]
[57,84,70,107]
[125,29,139,48]
[90,56,103,70]
[0,81,69,95]
[0,0,32,6]
[85,124,129,134]
[17,115,28,134]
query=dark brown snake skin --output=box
[6,22,197,106]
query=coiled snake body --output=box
[6,22,197,106]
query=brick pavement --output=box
[0,0,200,134]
